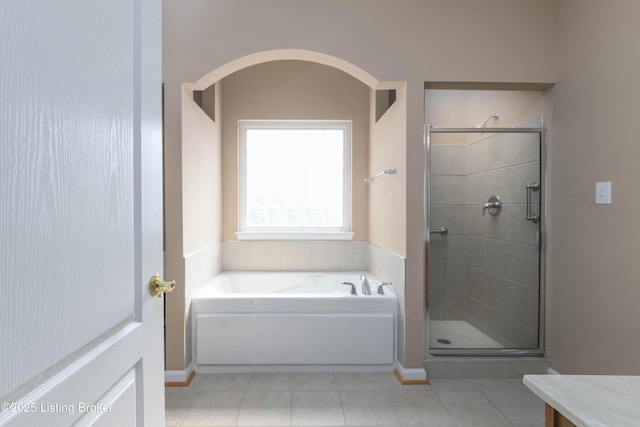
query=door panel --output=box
[80,369,137,427]
[0,0,163,425]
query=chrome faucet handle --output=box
[341,282,357,295]
[481,196,502,216]
[360,274,371,295]
[377,282,393,295]
[482,202,490,215]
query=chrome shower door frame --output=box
[424,126,546,356]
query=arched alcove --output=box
[166,49,410,380]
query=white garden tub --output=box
[191,271,397,372]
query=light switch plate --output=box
[595,181,612,204]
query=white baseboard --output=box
[396,361,427,381]
[165,362,194,383]
[547,367,561,375]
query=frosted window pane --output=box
[243,125,347,229]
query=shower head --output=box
[475,113,500,128]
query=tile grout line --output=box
[234,387,244,427]
[175,389,192,427]
[378,385,401,427]
[337,388,348,427]
[432,389,464,427]
[235,380,250,427]
[479,389,518,426]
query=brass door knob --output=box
[149,274,175,297]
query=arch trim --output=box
[189,49,381,89]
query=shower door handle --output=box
[526,182,540,223]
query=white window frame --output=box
[237,120,354,240]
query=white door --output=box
[0,0,165,426]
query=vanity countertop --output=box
[523,375,640,427]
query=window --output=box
[237,121,353,240]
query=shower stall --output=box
[425,124,545,356]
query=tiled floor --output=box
[166,372,545,427]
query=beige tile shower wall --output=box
[465,133,540,347]
[429,144,467,321]
[430,134,540,348]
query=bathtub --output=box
[191,271,397,372]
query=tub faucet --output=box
[341,281,357,295]
[377,282,393,295]
[360,274,371,295]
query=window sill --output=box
[235,231,355,241]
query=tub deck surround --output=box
[191,271,397,312]
[192,271,397,372]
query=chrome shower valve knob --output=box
[482,196,502,216]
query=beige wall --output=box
[547,0,640,374]
[165,83,223,370]
[368,83,407,256]
[183,85,222,254]
[163,0,557,370]
[220,60,370,241]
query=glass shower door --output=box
[426,127,544,355]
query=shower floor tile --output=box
[430,320,504,349]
